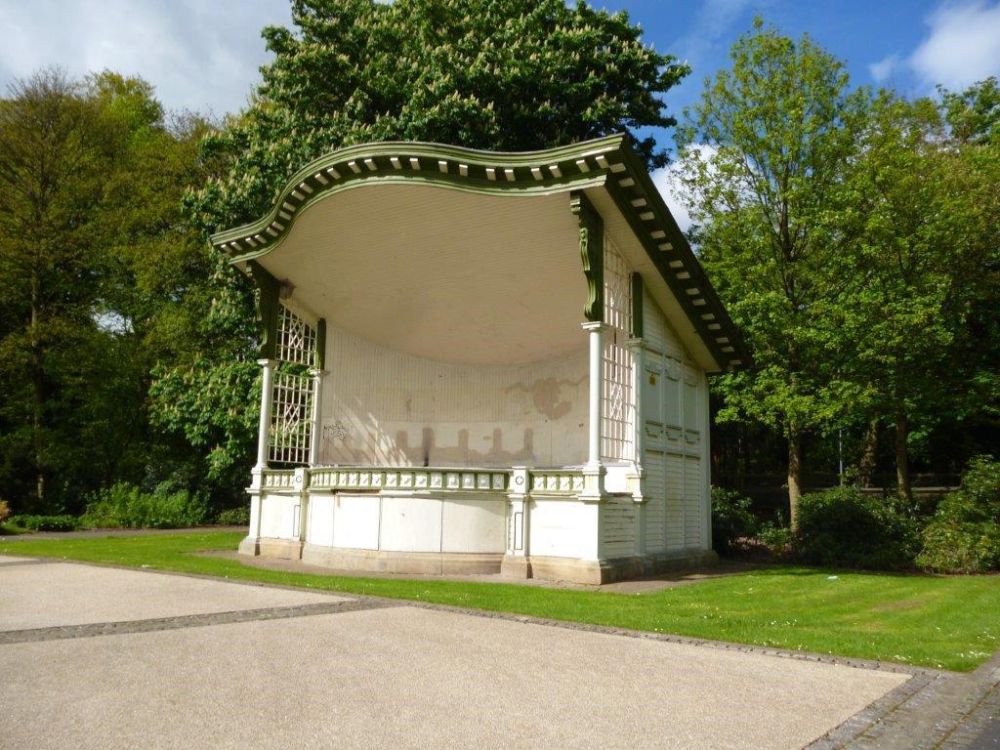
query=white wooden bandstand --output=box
[213,135,749,584]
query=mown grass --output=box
[3,530,998,672]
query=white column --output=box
[242,358,276,556]
[254,358,277,471]
[308,369,324,466]
[582,322,605,468]
[500,467,532,579]
[580,322,606,502]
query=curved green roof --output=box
[212,135,751,370]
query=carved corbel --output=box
[570,191,604,322]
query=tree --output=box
[0,70,214,513]
[0,70,107,510]
[831,81,1000,500]
[940,76,1000,145]
[836,94,955,499]
[159,0,691,483]
[675,20,869,527]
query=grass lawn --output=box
[2,530,998,672]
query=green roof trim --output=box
[214,136,751,371]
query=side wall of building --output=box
[638,293,712,555]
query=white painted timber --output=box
[331,494,380,550]
[260,493,298,540]
[529,499,599,560]
[380,496,442,553]
[441,498,506,553]
[305,494,334,547]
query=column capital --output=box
[257,358,278,368]
[580,321,608,334]
[625,336,644,350]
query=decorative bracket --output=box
[249,261,281,360]
[570,191,604,322]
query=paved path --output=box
[0,556,953,749]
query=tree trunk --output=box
[30,273,45,507]
[858,418,879,488]
[787,426,803,530]
[895,409,911,500]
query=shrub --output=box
[917,456,1000,574]
[711,487,757,555]
[758,518,792,552]
[216,506,250,526]
[6,514,81,532]
[81,482,208,529]
[0,500,10,525]
[793,486,919,570]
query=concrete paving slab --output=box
[0,561,350,631]
[0,604,908,750]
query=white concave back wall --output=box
[320,324,589,468]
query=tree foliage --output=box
[678,21,998,517]
[675,20,869,523]
[0,70,213,513]
[186,0,689,233]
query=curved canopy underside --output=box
[260,184,585,366]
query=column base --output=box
[500,555,533,579]
[238,536,260,556]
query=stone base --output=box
[237,536,260,556]
[257,538,304,561]
[499,555,532,579]
[241,537,717,585]
[528,548,720,585]
[301,544,503,576]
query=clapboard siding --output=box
[600,497,637,559]
[643,449,667,553]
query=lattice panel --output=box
[277,304,317,367]
[269,370,314,466]
[602,234,635,462]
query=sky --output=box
[1,0,998,225]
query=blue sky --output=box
[1,0,997,224]
[2,0,997,123]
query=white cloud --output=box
[0,0,292,116]
[869,53,901,83]
[652,165,694,234]
[909,1,1000,90]
[675,0,758,66]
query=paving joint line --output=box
[0,599,399,645]
[3,553,964,681]
[3,553,946,678]
[0,558,58,567]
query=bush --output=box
[711,487,757,555]
[758,518,792,552]
[793,486,919,570]
[6,514,81,532]
[917,456,1000,573]
[215,506,250,526]
[81,482,208,529]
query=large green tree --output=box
[0,70,212,513]
[837,89,999,498]
[156,0,690,483]
[675,21,869,525]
